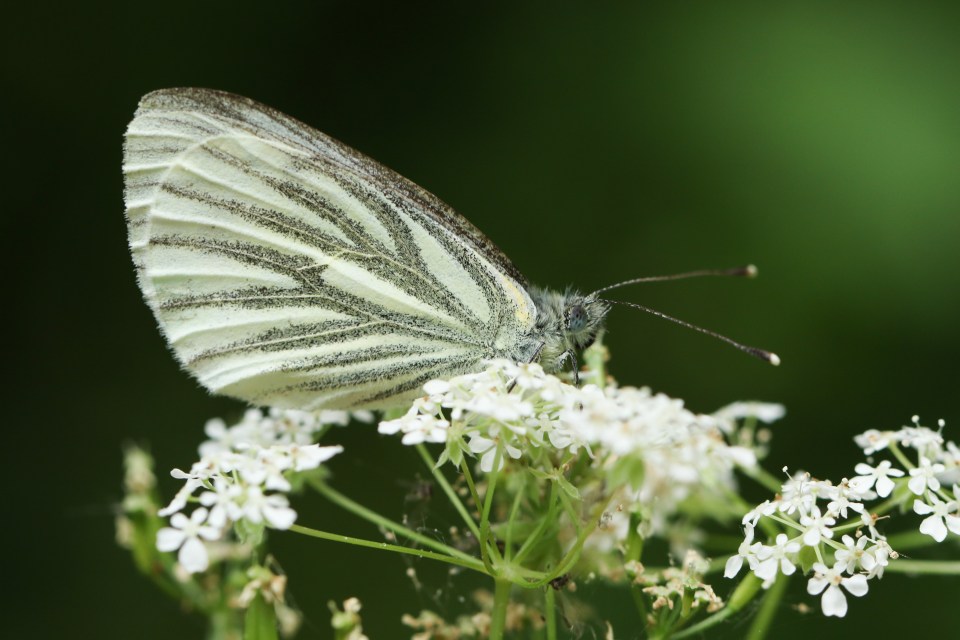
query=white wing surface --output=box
[124,88,537,409]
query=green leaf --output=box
[798,544,818,574]
[244,593,278,640]
[608,456,645,491]
[556,474,581,500]
[236,519,266,547]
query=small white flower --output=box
[238,486,298,530]
[159,459,221,516]
[825,481,866,519]
[913,495,960,542]
[853,429,894,455]
[724,525,768,579]
[863,539,892,579]
[467,434,522,473]
[742,500,779,527]
[423,379,451,396]
[898,419,944,456]
[156,508,222,573]
[286,443,343,472]
[509,362,547,390]
[713,402,785,424]
[908,456,945,495]
[753,533,800,587]
[779,472,815,516]
[237,449,293,492]
[799,506,836,547]
[851,460,904,498]
[806,562,869,617]
[198,477,240,528]
[378,410,449,445]
[834,535,875,575]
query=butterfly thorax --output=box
[526,287,610,373]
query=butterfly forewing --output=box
[124,88,538,410]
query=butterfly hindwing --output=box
[124,88,538,409]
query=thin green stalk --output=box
[671,573,761,639]
[513,483,558,565]
[525,497,607,588]
[489,578,512,640]
[867,488,909,518]
[504,483,526,561]
[884,529,942,550]
[545,586,557,640]
[415,443,482,540]
[313,481,476,563]
[741,465,785,494]
[460,456,483,511]
[289,524,486,573]
[883,560,960,575]
[479,447,505,574]
[745,572,787,639]
[887,442,915,471]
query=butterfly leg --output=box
[507,342,546,393]
[558,350,580,386]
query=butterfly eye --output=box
[567,304,587,332]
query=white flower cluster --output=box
[156,408,347,573]
[379,361,777,534]
[728,416,959,618]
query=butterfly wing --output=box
[124,88,537,410]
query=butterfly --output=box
[123,88,612,411]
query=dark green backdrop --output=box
[8,2,958,638]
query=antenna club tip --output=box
[745,264,758,278]
[768,352,781,366]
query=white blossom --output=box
[851,460,904,498]
[806,562,869,617]
[834,535,876,575]
[853,429,894,455]
[799,506,836,547]
[753,534,800,587]
[908,456,945,495]
[724,525,767,579]
[156,409,346,573]
[156,508,221,573]
[913,495,960,542]
[713,401,786,425]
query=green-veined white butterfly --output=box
[124,88,775,411]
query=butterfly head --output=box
[528,287,609,373]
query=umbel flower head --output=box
[155,408,347,573]
[380,360,777,539]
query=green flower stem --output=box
[869,487,910,518]
[745,572,788,640]
[545,586,558,640]
[883,559,960,575]
[289,524,486,573]
[523,495,607,589]
[716,479,781,540]
[583,339,608,389]
[887,442,915,471]
[415,443,482,541]
[459,457,483,516]
[504,484,526,561]
[670,573,761,639]
[884,529,941,550]
[489,577,513,640]
[313,481,476,564]
[742,465,786,494]
[512,482,558,565]
[479,447,505,574]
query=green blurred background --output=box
[7,1,958,637]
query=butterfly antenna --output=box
[600,298,781,365]
[591,265,758,297]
